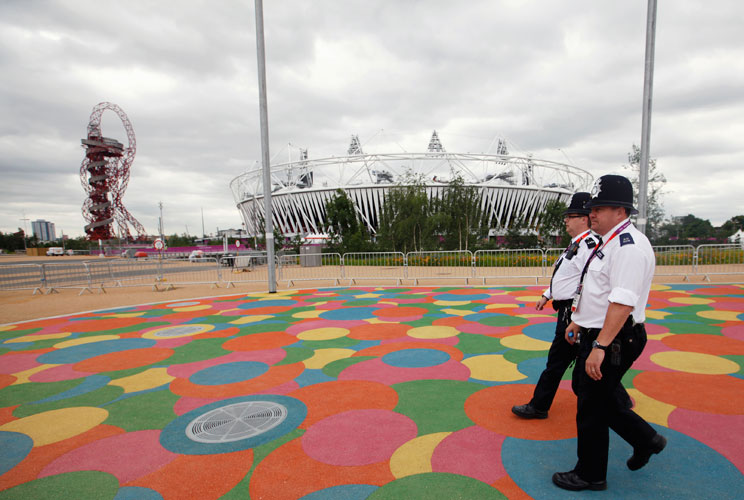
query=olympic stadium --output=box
[229,132,594,238]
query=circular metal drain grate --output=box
[151,325,207,338]
[186,401,288,443]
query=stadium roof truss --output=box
[230,151,593,238]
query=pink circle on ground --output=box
[286,320,367,335]
[645,323,671,335]
[174,396,222,415]
[338,358,470,385]
[722,324,744,341]
[301,409,417,466]
[456,323,511,335]
[668,408,744,473]
[709,301,744,311]
[431,426,506,484]
[39,429,177,483]
[481,295,520,304]
[154,337,194,348]
[30,364,94,382]
[166,349,286,378]
[0,353,42,374]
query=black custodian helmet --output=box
[563,192,591,216]
[585,174,638,215]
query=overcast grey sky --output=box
[1,0,742,238]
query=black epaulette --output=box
[619,233,634,246]
[585,238,597,249]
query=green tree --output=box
[377,173,434,253]
[503,216,539,249]
[624,144,666,238]
[438,173,488,251]
[324,189,372,254]
[536,199,570,247]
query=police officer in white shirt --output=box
[512,192,599,419]
[553,174,666,492]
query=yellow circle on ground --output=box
[296,328,349,341]
[501,334,552,351]
[433,300,470,306]
[230,315,274,324]
[407,326,460,339]
[651,284,671,291]
[390,432,451,478]
[626,388,675,427]
[650,351,740,375]
[173,304,212,312]
[291,310,323,319]
[646,310,672,320]
[484,303,519,310]
[104,312,146,318]
[697,310,742,322]
[5,332,71,344]
[109,367,175,393]
[0,325,17,332]
[142,324,214,340]
[0,407,108,446]
[354,293,381,299]
[515,295,543,303]
[462,354,525,382]
[442,309,472,317]
[54,335,119,348]
[668,296,714,305]
[303,348,355,369]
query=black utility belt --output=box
[551,299,573,311]
[579,317,643,337]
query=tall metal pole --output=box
[638,0,657,235]
[254,0,276,292]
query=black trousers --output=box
[572,320,657,481]
[528,302,576,411]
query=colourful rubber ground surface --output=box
[1,284,743,499]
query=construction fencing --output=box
[1,245,742,293]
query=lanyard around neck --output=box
[577,220,631,287]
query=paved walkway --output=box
[1,284,742,499]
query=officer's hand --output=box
[565,322,579,345]
[536,296,548,311]
[586,349,604,381]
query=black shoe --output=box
[627,433,667,471]
[552,471,607,491]
[511,404,548,419]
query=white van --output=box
[46,247,64,256]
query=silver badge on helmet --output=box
[590,178,602,198]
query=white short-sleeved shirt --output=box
[571,219,655,328]
[543,230,599,301]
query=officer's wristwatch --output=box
[591,340,607,351]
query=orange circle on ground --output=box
[289,380,399,428]
[661,334,744,356]
[222,331,297,351]
[72,348,174,373]
[373,307,429,319]
[170,363,304,398]
[465,384,577,440]
[347,323,411,340]
[633,371,744,415]
[65,317,147,333]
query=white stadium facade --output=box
[229,132,594,238]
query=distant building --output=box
[31,219,56,242]
[217,228,248,239]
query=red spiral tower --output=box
[80,102,147,241]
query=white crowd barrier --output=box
[1,244,742,294]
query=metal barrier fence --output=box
[277,253,343,286]
[219,254,271,287]
[2,244,743,294]
[406,250,473,284]
[695,244,744,280]
[474,249,545,284]
[652,245,695,280]
[343,252,407,285]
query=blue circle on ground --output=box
[114,486,164,500]
[383,349,451,368]
[0,431,34,476]
[300,484,378,499]
[522,322,558,342]
[237,300,297,310]
[189,362,269,385]
[434,293,490,302]
[502,424,744,499]
[160,395,307,455]
[318,307,376,321]
[37,338,156,365]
